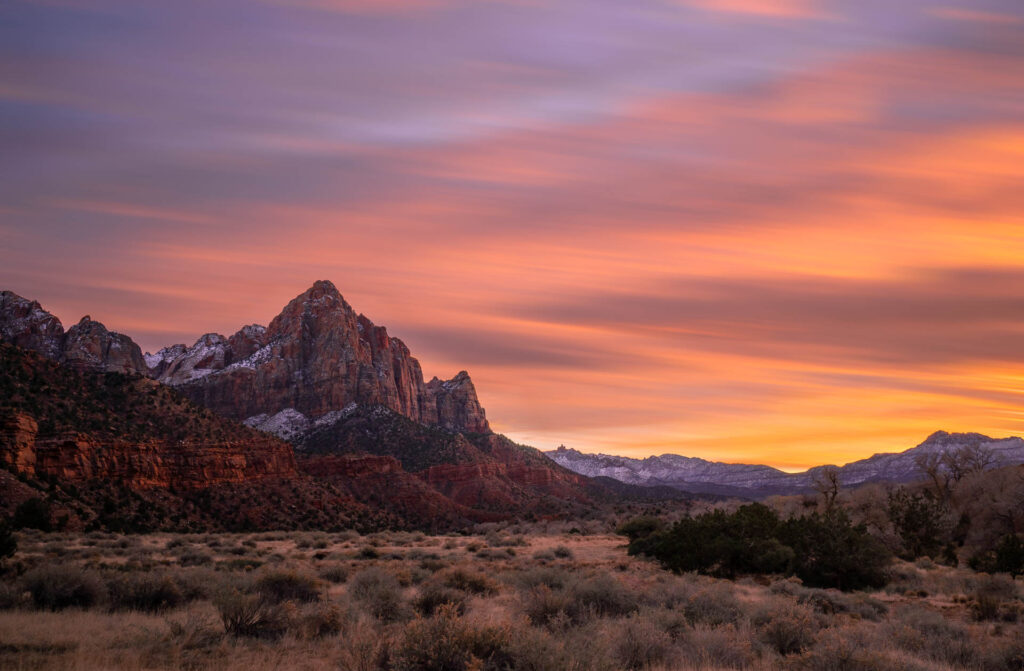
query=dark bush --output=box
[627,504,889,590]
[13,497,52,531]
[22,564,107,610]
[0,519,15,561]
[887,488,950,560]
[414,580,467,616]
[213,589,291,639]
[107,572,184,612]
[254,570,321,604]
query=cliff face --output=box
[162,281,490,434]
[0,291,147,375]
[0,344,297,490]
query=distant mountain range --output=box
[546,431,1024,498]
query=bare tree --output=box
[813,467,841,514]
[942,442,997,483]
[916,452,952,503]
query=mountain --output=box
[547,431,1024,497]
[0,291,148,375]
[2,284,684,531]
[149,280,489,434]
[0,342,389,532]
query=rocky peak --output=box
[0,291,147,375]
[0,290,65,360]
[168,281,492,435]
[426,371,489,433]
[62,315,148,375]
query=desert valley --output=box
[1,283,1023,670]
[4,0,1024,668]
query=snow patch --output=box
[244,408,310,441]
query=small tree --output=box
[0,520,16,563]
[813,467,841,513]
[887,488,951,560]
[994,534,1024,577]
[13,497,52,531]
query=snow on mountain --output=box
[546,431,1024,497]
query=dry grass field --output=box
[1,527,1022,670]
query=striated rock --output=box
[62,316,148,375]
[29,434,295,489]
[0,409,38,475]
[0,342,297,490]
[175,280,490,433]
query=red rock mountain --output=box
[0,291,147,375]
[150,281,490,434]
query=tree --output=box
[0,520,16,563]
[812,467,841,513]
[886,487,951,559]
[13,497,52,531]
[994,534,1024,577]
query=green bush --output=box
[627,504,890,591]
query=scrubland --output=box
[1,526,1022,671]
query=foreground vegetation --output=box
[1,526,1022,671]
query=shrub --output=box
[612,615,674,670]
[752,601,819,655]
[22,564,106,610]
[569,574,639,619]
[392,603,510,671]
[683,584,741,626]
[294,601,343,639]
[319,563,349,584]
[213,589,291,639]
[970,573,1020,622]
[414,580,467,616]
[13,497,52,531]
[628,505,890,590]
[441,567,499,595]
[349,567,410,622]
[552,545,573,559]
[254,570,321,604]
[107,572,184,612]
[0,520,16,561]
[971,534,1024,577]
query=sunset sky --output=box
[3,0,1024,469]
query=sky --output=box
[3,0,1024,470]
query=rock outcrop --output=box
[61,315,149,374]
[160,281,490,434]
[0,291,148,375]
